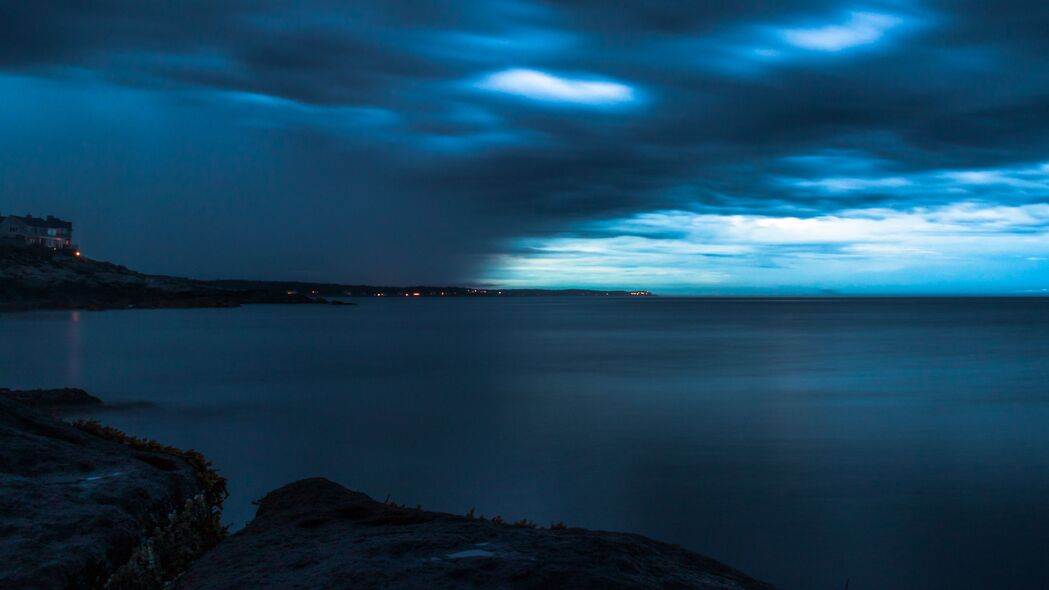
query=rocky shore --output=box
[0,390,775,589]
[0,394,225,589]
[179,478,774,590]
[0,246,349,312]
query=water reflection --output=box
[65,311,82,383]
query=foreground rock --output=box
[0,397,225,589]
[0,245,349,312]
[1,388,771,589]
[180,478,775,590]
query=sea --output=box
[3,297,1049,589]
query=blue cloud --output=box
[475,68,636,106]
[782,161,1049,206]
[484,202,1049,293]
[781,11,903,51]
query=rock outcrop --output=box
[0,387,103,408]
[0,245,348,311]
[179,478,775,590]
[0,397,225,589]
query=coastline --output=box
[0,245,653,313]
[0,246,351,312]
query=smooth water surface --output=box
[3,298,1049,589]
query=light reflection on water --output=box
[3,298,1049,589]
[65,310,82,383]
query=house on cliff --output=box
[0,214,75,251]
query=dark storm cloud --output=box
[2,0,1049,285]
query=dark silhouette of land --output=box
[212,279,652,298]
[0,245,651,312]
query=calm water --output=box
[3,298,1049,589]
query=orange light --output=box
[75,251,81,257]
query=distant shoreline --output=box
[0,245,653,313]
[0,246,351,313]
[209,279,653,299]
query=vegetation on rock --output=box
[73,419,228,589]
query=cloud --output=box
[485,202,1049,292]
[786,162,1049,203]
[781,12,903,51]
[795,176,912,192]
[475,68,635,105]
[943,169,1049,189]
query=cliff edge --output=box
[0,397,225,588]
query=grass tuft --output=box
[73,419,228,510]
[71,419,228,588]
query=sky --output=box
[2,1,1049,294]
